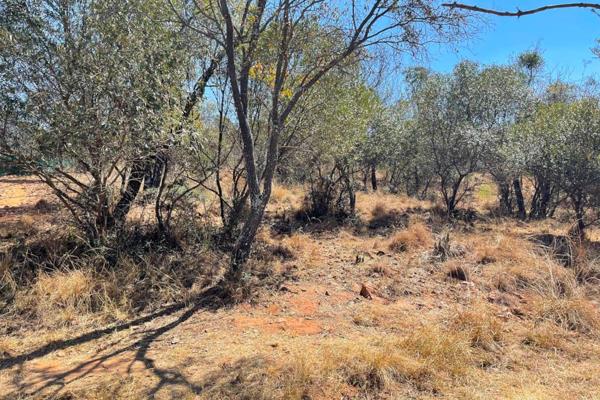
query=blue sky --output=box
[420,0,600,81]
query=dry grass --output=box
[370,202,388,220]
[280,232,322,268]
[450,304,504,351]
[42,376,151,400]
[25,269,97,324]
[356,191,432,218]
[522,322,570,352]
[444,261,471,282]
[12,267,135,327]
[471,233,533,265]
[486,253,574,295]
[2,235,224,329]
[270,184,302,210]
[0,255,16,310]
[3,178,600,399]
[532,296,600,336]
[388,222,433,253]
[197,325,473,399]
[481,250,600,336]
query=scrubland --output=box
[0,176,599,400]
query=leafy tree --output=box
[299,74,381,218]
[0,0,187,240]
[410,62,515,214]
[477,65,532,215]
[516,99,600,237]
[180,0,467,278]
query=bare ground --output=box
[1,179,600,399]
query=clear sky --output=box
[419,0,600,82]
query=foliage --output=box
[0,0,187,239]
[515,99,600,234]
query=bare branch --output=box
[442,2,600,17]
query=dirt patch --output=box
[14,350,144,394]
[234,316,322,335]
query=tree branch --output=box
[442,2,600,17]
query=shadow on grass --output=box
[0,284,232,399]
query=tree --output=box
[0,0,187,240]
[180,0,467,279]
[300,73,381,218]
[506,50,545,219]
[516,99,600,238]
[409,61,527,215]
[474,64,531,216]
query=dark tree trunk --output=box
[442,176,464,218]
[343,165,356,215]
[498,180,513,216]
[147,56,222,189]
[144,154,165,189]
[571,195,586,241]
[370,162,377,191]
[112,160,147,226]
[221,193,249,243]
[576,210,586,240]
[530,180,552,219]
[513,178,526,220]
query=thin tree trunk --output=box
[530,180,551,219]
[227,199,267,281]
[576,209,586,240]
[498,180,512,216]
[370,162,377,191]
[111,160,146,226]
[513,177,526,219]
[572,195,586,241]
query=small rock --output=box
[325,290,330,296]
[359,284,373,299]
[447,265,470,281]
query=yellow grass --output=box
[388,222,433,253]
[3,178,600,399]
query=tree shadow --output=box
[194,356,275,398]
[269,206,432,238]
[0,177,40,185]
[0,284,231,398]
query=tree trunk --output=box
[221,193,249,243]
[513,177,526,220]
[530,180,551,219]
[370,162,377,191]
[342,164,356,215]
[144,154,165,189]
[112,160,147,226]
[497,180,513,216]
[226,199,267,281]
[576,210,586,240]
[571,196,586,241]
